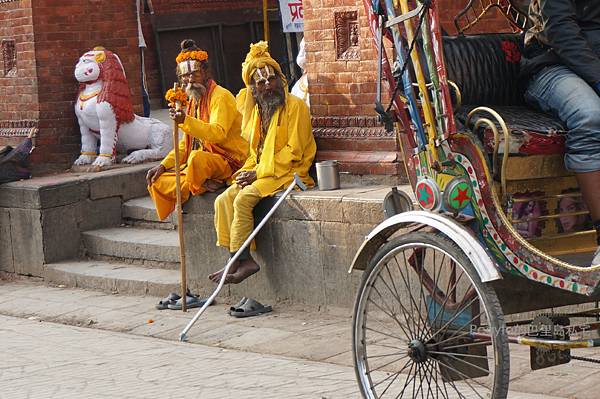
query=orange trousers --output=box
[148,150,232,221]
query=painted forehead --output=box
[177,60,202,76]
[252,65,276,84]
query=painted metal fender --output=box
[348,210,502,283]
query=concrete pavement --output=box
[0,315,359,399]
[1,279,599,398]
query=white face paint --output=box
[177,60,201,76]
[74,51,102,83]
[252,65,275,85]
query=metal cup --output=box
[316,160,340,191]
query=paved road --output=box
[1,282,598,398]
[0,315,359,399]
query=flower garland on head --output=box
[164,87,188,108]
[176,50,208,64]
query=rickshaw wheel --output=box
[353,231,509,398]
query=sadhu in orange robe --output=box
[148,81,248,220]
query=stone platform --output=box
[0,164,413,308]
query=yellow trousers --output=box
[148,150,232,221]
[214,184,263,252]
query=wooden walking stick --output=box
[171,82,188,312]
[262,0,269,42]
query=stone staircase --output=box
[5,162,415,307]
[44,197,184,297]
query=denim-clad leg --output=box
[525,65,600,173]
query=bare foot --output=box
[208,260,240,283]
[208,259,260,285]
[223,259,260,284]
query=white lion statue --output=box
[73,47,171,168]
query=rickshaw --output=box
[349,0,600,397]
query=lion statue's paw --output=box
[73,154,96,165]
[121,151,145,164]
[91,156,115,168]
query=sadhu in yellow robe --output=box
[149,81,248,220]
[214,91,316,253]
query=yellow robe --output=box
[149,84,248,220]
[214,93,316,252]
[236,92,316,196]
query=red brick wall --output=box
[29,0,142,167]
[0,0,37,147]
[304,0,515,122]
[304,0,377,119]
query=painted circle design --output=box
[416,179,439,211]
[444,178,473,211]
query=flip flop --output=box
[229,298,272,318]
[167,294,210,310]
[229,297,248,315]
[155,292,181,310]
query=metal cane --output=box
[179,173,307,341]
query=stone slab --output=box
[79,196,123,232]
[82,227,179,263]
[41,202,81,264]
[0,177,89,209]
[123,196,167,222]
[320,221,372,308]
[0,208,14,273]
[44,260,181,296]
[9,208,44,276]
[267,219,326,305]
[86,163,156,201]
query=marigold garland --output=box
[176,50,208,64]
[165,87,188,107]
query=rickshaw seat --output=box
[455,106,566,155]
[440,34,596,257]
[442,33,567,155]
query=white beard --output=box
[186,82,206,103]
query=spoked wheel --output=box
[353,231,509,398]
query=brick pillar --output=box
[0,0,38,148]
[304,0,401,177]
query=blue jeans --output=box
[525,65,600,173]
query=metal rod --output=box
[179,173,307,341]
[385,3,423,27]
[172,83,188,312]
[376,15,383,106]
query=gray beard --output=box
[251,85,285,129]
[186,82,207,103]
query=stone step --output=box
[82,227,180,264]
[122,196,177,229]
[44,259,181,296]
